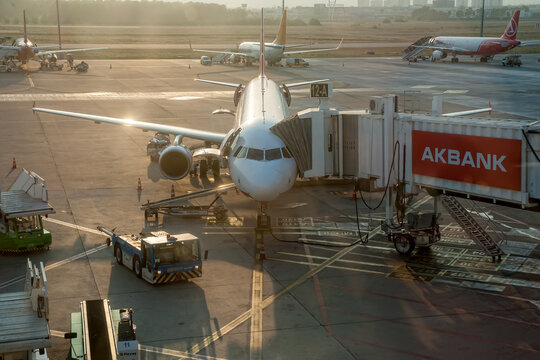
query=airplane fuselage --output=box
[227,77,297,201]
[432,36,520,56]
[238,42,285,63]
[10,37,36,62]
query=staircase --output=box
[441,195,504,261]
[402,35,433,60]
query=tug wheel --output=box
[394,235,416,255]
[133,256,142,278]
[115,244,123,265]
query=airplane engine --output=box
[431,50,447,60]
[158,145,193,180]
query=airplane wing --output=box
[32,108,227,143]
[33,46,59,51]
[443,107,491,117]
[519,40,540,47]
[35,47,107,57]
[194,79,242,88]
[283,39,343,56]
[0,45,21,50]
[284,79,330,88]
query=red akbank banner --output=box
[412,130,521,191]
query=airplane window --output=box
[246,148,264,161]
[265,148,282,161]
[281,147,292,158]
[236,146,247,158]
[233,146,244,157]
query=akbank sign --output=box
[412,130,521,191]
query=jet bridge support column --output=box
[384,95,397,226]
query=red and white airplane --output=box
[411,10,540,63]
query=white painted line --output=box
[140,344,228,360]
[27,76,34,88]
[411,85,436,89]
[275,251,395,269]
[43,218,105,236]
[0,244,109,289]
[50,330,66,338]
[443,89,469,94]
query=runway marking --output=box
[443,89,469,94]
[43,217,105,236]
[27,76,34,88]
[189,196,430,355]
[0,244,108,290]
[411,85,437,89]
[275,251,394,269]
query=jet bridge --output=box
[271,95,540,257]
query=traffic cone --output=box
[12,157,16,169]
[137,178,142,190]
[170,184,175,197]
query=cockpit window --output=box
[265,148,282,161]
[246,148,264,161]
[281,147,292,158]
[236,146,247,158]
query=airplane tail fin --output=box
[273,10,287,46]
[259,9,265,78]
[501,10,519,40]
[23,10,28,44]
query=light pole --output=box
[480,0,485,37]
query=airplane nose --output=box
[242,166,287,202]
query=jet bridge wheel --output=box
[200,160,208,178]
[393,234,416,255]
[211,160,220,178]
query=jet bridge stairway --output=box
[212,50,232,64]
[402,35,433,60]
[441,195,504,261]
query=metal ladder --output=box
[441,195,504,261]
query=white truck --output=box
[0,259,51,360]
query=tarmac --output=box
[0,57,539,360]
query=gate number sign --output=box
[310,83,333,98]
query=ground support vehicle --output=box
[383,212,441,255]
[146,132,170,161]
[75,61,89,72]
[200,56,212,65]
[285,58,309,67]
[68,299,138,360]
[141,183,234,226]
[99,227,202,284]
[502,55,522,67]
[0,169,55,252]
[0,259,51,360]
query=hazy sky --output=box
[164,0,540,7]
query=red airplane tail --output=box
[501,10,520,40]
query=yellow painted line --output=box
[190,195,430,354]
[43,218,105,236]
[249,262,263,360]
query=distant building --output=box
[371,0,384,7]
[357,0,370,6]
[412,0,428,5]
[432,0,455,9]
[472,0,503,9]
[455,0,468,8]
[384,0,410,7]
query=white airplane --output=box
[190,10,343,66]
[0,10,106,65]
[33,10,327,213]
[405,10,540,63]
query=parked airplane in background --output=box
[0,10,105,65]
[404,10,540,63]
[190,10,342,66]
[33,10,327,215]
